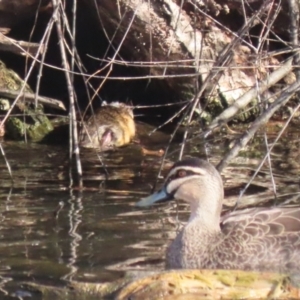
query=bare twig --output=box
[234,102,300,209]
[52,0,82,184]
[216,0,300,171]
[209,58,293,130]
[87,3,139,107]
[178,0,273,157]
[217,78,300,172]
[153,102,191,191]
[33,8,56,109]
[288,0,300,79]
[0,19,55,130]
[0,143,13,184]
[263,132,277,200]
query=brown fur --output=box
[79,102,135,151]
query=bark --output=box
[85,0,295,121]
[0,0,52,29]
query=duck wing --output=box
[221,206,300,236]
[218,207,300,272]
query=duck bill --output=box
[136,187,173,207]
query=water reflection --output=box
[0,141,171,298]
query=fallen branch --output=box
[209,58,293,131]
[0,88,66,111]
[0,33,45,56]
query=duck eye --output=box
[177,170,186,177]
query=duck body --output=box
[79,102,135,151]
[168,206,300,273]
[136,158,300,274]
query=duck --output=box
[79,102,135,151]
[136,157,300,274]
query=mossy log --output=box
[23,269,300,300]
[0,60,54,141]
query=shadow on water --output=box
[0,122,299,298]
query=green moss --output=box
[193,273,214,288]
[215,271,236,286]
[6,117,27,139]
[5,108,54,142]
[234,273,257,286]
[0,60,54,142]
[27,118,54,141]
[0,61,32,93]
[206,95,226,118]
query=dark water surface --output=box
[0,124,299,299]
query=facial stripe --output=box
[163,159,217,196]
[166,174,201,195]
[166,166,206,181]
[164,166,206,194]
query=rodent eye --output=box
[177,170,187,177]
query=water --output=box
[0,122,299,298]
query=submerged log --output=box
[116,269,300,299]
[23,269,300,299]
